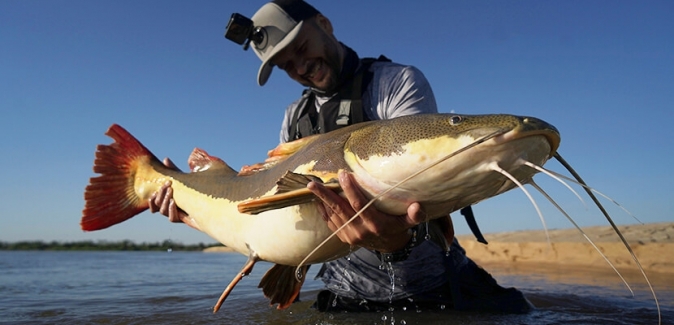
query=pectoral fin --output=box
[461,205,488,244]
[237,171,341,215]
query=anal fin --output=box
[258,264,309,310]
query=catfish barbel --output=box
[80,113,659,322]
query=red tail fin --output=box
[81,124,158,231]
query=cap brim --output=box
[257,21,305,86]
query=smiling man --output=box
[150,0,532,314]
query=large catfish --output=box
[81,113,560,312]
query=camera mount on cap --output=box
[224,13,265,51]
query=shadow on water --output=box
[1,251,671,325]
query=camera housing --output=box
[225,13,264,51]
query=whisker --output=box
[488,162,552,249]
[294,130,506,278]
[554,153,660,325]
[520,159,587,209]
[529,180,634,296]
[542,159,642,224]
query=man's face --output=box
[270,16,343,92]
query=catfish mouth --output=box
[483,117,561,159]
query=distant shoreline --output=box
[0,240,222,252]
[203,246,237,253]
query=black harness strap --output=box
[289,55,390,140]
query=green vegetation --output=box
[0,240,224,251]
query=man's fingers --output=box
[308,180,358,243]
[315,199,329,222]
[149,182,170,213]
[337,170,368,211]
[159,187,172,215]
[167,199,183,223]
[149,192,159,213]
[307,181,351,218]
[405,202,425,226]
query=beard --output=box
[305,35,342,94]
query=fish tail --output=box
[81,124,160,231]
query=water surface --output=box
[1,251,670,324]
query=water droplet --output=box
[424,233,431,241]
[402,306,407,311]
[381,315,387,321]
[440,304,446,310]
[331,298,337,307]
[390,316,395,324]
[388,306,395,312]
[295,270,303,280]
[401,320,407,325]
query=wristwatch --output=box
[376,228,419,263]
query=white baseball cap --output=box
[250,0,320,86]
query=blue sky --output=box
[1,0,672,245]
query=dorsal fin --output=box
[267,134,320,158]
[188,148,231,172]
[239,135,321,176]
[238,160,280,176]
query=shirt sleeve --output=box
[366,62,438,120]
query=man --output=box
[150,0,531,313]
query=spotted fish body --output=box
[341,114,559,216]
[81,113,560,311]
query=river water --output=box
[1,251,671,324]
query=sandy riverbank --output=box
[456,222,673,274]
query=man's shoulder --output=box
[368,59,420,72]
[367,60,428,85]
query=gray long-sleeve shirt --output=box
[279,60,438,143]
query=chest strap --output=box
[289,56,390,140]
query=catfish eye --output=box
[449,115,463,125]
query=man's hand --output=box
[307,170,426,253]
[148,158,201,231]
